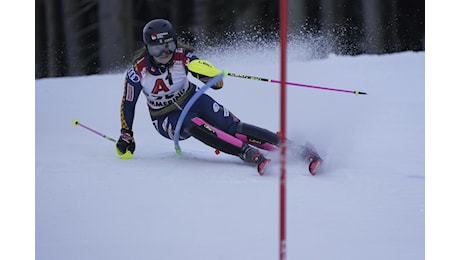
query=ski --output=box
[256,154,323,176]
[252,143,323,176]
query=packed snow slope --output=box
[36,50,424,260]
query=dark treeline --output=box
[35,0,424,79]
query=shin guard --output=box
[185,117,245,156]
[235,122,279,151]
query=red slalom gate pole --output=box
[279,0,287,259]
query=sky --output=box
[2,1,460,259]
[32,49,427,260]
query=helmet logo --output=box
[151,32,169,41]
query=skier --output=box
[116,19,322,175]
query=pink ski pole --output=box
[226,72,367,95]
[72,119,116,142]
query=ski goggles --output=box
[147,42,176,57]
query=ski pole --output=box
[72,119,116,142]
[225,72,367,95]
[188,59,366,95]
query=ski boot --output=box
[239,145,270,176]
[305,151,322,175]
[298,145,322,175]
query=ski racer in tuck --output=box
[116,19,322,175]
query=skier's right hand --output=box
[116,129,135,159]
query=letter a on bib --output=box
[152,79,170,94]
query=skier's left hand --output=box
[210,78,224,89]
[192,73,224,89]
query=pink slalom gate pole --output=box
[226,72,367,95]
[72,119,116,143]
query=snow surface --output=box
[35,50,425,260]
